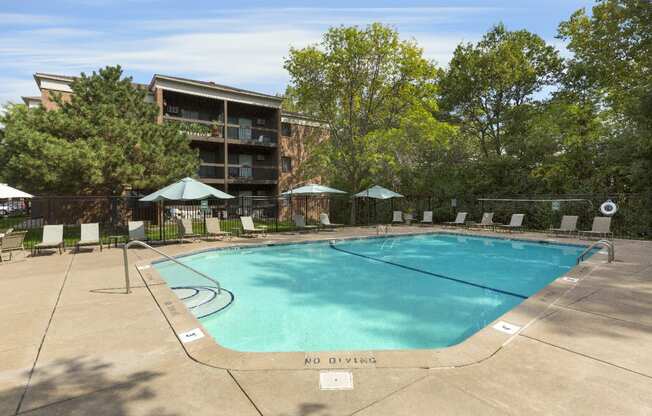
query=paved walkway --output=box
[1,227,651,415]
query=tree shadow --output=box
[2,356,174,416]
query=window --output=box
[281,122,292,137]
[281,157,292,173]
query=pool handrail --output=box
[122,240,222,295]
[577,239,614,264]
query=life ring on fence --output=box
[600,200,618,216]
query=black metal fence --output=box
[1,192,650,249]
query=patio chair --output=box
[34,225,64,255]
[443,212,467,227]
[548,215,578,237]
[420,211,433,226]
[205,217,231,240]
[0,231,27,262]
[240,216,267,237]
[494,214,525,233]
[177,218,200,242]
[392,211,403,224]
[579,217,613,239]
[76,223,102,252]
[0,228,14,238]
[468,212,494,229]
[293,215,318,232]
[128,221,149,242]
[320,213,343,230]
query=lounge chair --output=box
[420,211,433,226]
[319,213,343,230]
[293,215,318,232]
[494,214,525,233]
[76,223,102,252]
[0,227,14,238]
[549,215,578,237]
[443,212,467,227]
[468,212,494,229]
[392,211,403,224]
[240,216,267,237]
[177,218,200,242]
[128,221,149,242]
[34,225,64,255]
[205,217,231,240]
[579,217,613,239]
[1,231,27,262]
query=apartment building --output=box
[26,72,326,197]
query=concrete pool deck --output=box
[1,226,651,415]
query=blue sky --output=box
[0,0,595,105]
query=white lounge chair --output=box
[420,211,433,226]
[468,212,494,229]
[76,223,102,252]
[392,211,403,224]
[240,216,266,237]
[320,213,343,230]
[205,217,231,240]
[128,221,148,241]
[177,218,200,242]
[549,215,578,237]
[1,231,27,262]
[293,215,318,232]
[495,214,525,232]
[34,225,64,255]
[443,212,467,227]
[579,217,613,239]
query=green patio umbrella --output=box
[280,184,346,196]
[139,177,234,241]
[139,177,234,202]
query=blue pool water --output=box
[154,234,588,352]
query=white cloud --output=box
[0,6,497,103]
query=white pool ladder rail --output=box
[123,240,222,294]
[577,239,615,264]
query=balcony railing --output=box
[165,116,223,139]
[227,127,277,145]
[228,166,278,181]
[198,165,225,179]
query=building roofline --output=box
[149,74,283,103]
[34,72,149,90]
[281,110,325,123]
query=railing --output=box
[227,127,277,144]
[577,239,615,264]
[228,166,278,181]
[123,240,222,294]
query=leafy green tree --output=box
[284,23,441,193]
[558,0,652,192]
[439,24,563,158]
[0,66,198,195]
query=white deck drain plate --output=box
[319,371,353,390]
[178,328,205,343]
[492,321,521,335]
[561,276,580,283]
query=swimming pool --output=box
[154,233,588,352]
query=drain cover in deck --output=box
[319,371,353,390]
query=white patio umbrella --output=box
[354,185,403,200]
[354,185,404,224]
[139,177,234,202]
[0,183,33,199]
[280,183,346,226]
[280,184,346,196]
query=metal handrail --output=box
[123,240,221,294]
[577,239,615,264]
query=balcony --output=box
[228,166,278,183]
[227,127,277,146]
[198,164,224,180]
[164,116,224,142]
